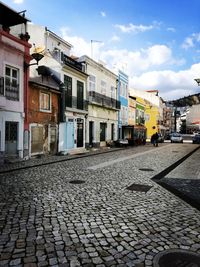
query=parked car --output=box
[158,133,164,143]
[114,139,129,147]
[192,134,200,144]
[171,133,183,143]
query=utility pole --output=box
[91,40,102,59]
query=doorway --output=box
[5,121,18,155]
[89,121,94,147]
[77,118,84,147]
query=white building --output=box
[78,56,120,147]
[186,104,200,132]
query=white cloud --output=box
[115,23,154,34]
[101,44,183,75]
[100,11,106,17]
[182,33,200,49]
[12,0,24,3]
[60,27,103,60]
[109,35,120,42]
[131,63,200,100]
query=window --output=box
[77,81,84,110]
[111,86,115,99]
[5,66,19,101]
[101,80,106,95]
[64,75,72,107]
[40,92,51,111]
[89,75,96,91]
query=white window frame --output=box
[101,80,107,95]
[89,75,96,91]
[40,91,51,112]
[111,86,115,99]
[5,65,20,101]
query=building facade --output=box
[118,70,129,139]
[0,3,31,161]
[20,24,88,155]
[78,56,120,148]
[28,72,60,156]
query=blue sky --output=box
[4,0,200,100]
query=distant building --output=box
[118,70,129,139]
[186,104,200,133]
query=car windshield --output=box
[173,133,181,137]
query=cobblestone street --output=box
[0,144,200,267]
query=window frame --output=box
[40,91,51,112]
[5,65,20,101]
[89,75,96,91]
[101,80,107,95]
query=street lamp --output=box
[24,52,44,68]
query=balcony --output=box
[88,91,121,110]
[65,95,88,111]
[62,54,83,72]
[136,116,145,125]
[5,81,19,101]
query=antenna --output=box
[91,40,103,59]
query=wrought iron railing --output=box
[88,91,121,110]
[5,81,19,101]
[65,95,88,111]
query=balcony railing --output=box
[5,82,19,101]
[65,95,88,111]
[62,54,83,72]
[136,116,145,125]
[88,91,121,110]
[0,77,4,96]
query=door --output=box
[66,119,74,149]
[100,123,106,141]
[77,119,84,147]
[77,81,84,110]
[111,123,114,140]
[31,126,44,154]
[5,121,18,155]
[50,126,57,154]
[89,121,94,147]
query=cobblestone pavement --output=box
[0,143,200,267]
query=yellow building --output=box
[145,102,160,140]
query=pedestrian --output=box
[154,132,159,147]
[151,132,159,147]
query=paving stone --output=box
[1,145,200,267]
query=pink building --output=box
[0,3,31,161]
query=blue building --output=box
[118,70,129,139]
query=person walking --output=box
[151,132,159,147]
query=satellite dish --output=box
[32,45,45,54]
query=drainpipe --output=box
[59,84,65,122]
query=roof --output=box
[0,2,30,27]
